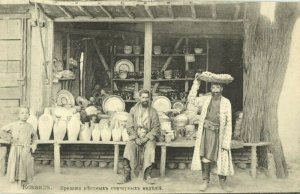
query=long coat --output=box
[188,80,234,176]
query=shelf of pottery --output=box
[110,38,209,110]
[27,106,131,142]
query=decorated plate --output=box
[152,96,172,113]
[102,95,125,113]
[172,101,185,112]
[56,90,75,106]
[114,59,134,73]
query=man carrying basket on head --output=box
[188,71,234,192]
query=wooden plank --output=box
[0,0,29,4]
[7,19,22,39]
[167,4,174,19]
[37,3,53,20]
[134,37,139,92]
[0,107,20,114]
[53,17,244,23]
[0,41,8,60]
[7,40,22,60]
[0,73,20,80]
[99,6,113,19]
[0,100,19,107]
[184,38,189,92]
[0,61,7,72]
[251,146,257,178]
[66,33,70,70]
[54,143,61,174]
[121,2,134,19]
[113,144,119,174]
[58,5,73,18]
[0,79,18,87]
[152,37,184,93]
[0,14,31,19]
[7,61,21,73]
[144,5,154,19]
[234,4,241,20]
[77,6,93,18]
[143,22,152,91]
[0,87,21,99]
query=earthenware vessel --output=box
[92,123,101,141]
[38,107,54,140]
[27,109,38,133]
[112,127,122,142]
[99,119,111,141]
[67,113,81,141]
[133,46,141,54]
[79,122,91,141]
[53,117,67,140]
[124,45,132,54]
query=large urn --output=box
[99,119,111,141]
[79,122,92,141]
[92,123,101,141]
[112,128,122,142]
[38,107,54,140]
[67,113,81,141]
[53,117,67,140]
[27,109,38,133]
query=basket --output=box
[198,71,234,84]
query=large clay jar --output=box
[38,107,54,140]
[67,113,81,141]
[99,119,111,141]
[92,123,101,141]
[79,122,92,141]
[53,117,67,141]
[112,128,122,142]
[121,127,129,142]
[27,109,38,133]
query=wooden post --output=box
[66,33,70,70]
[205,39,209,93]
[143,22,152,91]
[184,38,189,92]
[135,37,140,92]
[83,39,88,96]
[251,145,257,178]
[113,144,119,174]
[160,146,166,176]
[54,142,61,174]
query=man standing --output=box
[189,73,234,192]
[118,90,160,184]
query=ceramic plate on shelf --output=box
[172,101,185,112]
[114,59,134,73]
[56,90,75,106]
[102,95,125,113]
[152,96,172,113]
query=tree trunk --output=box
[242,2,298,178]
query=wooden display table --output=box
[0,139,270,179]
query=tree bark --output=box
[242,2,298,178]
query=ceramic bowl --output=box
[133,46,141,54]
[153,46,162,55]
[164,70,173,79]
[194,48,203,54]
[123,45,132,54]
[119,71,128,79]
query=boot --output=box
[199,162,210,192]
[219,175,233,193]
[144,165,155,184]
[117,159,131,184]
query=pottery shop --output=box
[0,0,264,177]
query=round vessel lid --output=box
[102,95,125,113]
[152,96,172,113]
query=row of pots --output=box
[122,45,204,55]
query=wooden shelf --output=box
[115,53,206,57]
[112,78,143,81]
[152,78,194,81]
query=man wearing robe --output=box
[188,73,234,192]
[118,90,160,184]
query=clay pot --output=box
[153,46,162,55]
[133,46,141,54]
[27,109,38,133]
[99,161,108,168]
[53,117,67,140]
[99,119,111,141]
[38,107,54,140]
[194,48,203,54]
[123,45,132,54]
[79,122,92,141]
[164,70,173,79]
[92,123,101,141]
[178,162,186,170]
[67,113,81,141]
[112,128,122,142]
[167,162,177,169]
[119,71,128,79]
[121,128,129,142]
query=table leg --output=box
[114,144,119,174]
[160,146,166,176]
[251,146,257,178]
[54,143,61,174]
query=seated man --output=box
[118,89,160,184]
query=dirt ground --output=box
[1,160,300,194]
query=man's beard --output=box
[141,101,149,107]
[212,92,221,97]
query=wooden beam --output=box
[66,33,70,70]
[53,17,244,22]
[0,14,31,19]
[144,22,152,91]
[152,38,184,93]
[190,2,196,19]
[30,0,244,7]
[167,4,174,19]
[144,5,154,19]
[77,6,93,18]
[37,3,53,20]
[58,5,73,18]
[234,4,241,20]
[99,5,113,18]
[121,2,134,19]
[212,4,217,19]
[0,0,29,4]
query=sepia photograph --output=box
[0,0,299,193]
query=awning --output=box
[29,0,245,23]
